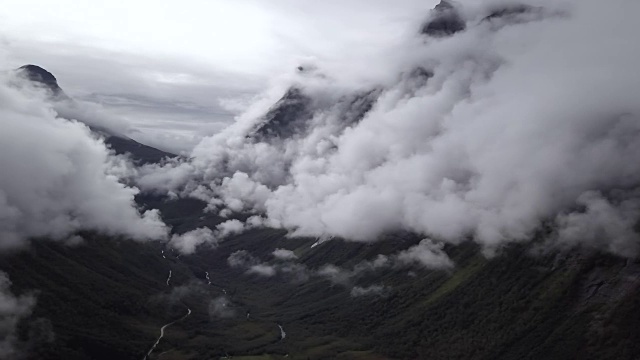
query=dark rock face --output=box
[339,89,381,127]
[253,87,313,140]
[17,64,64,96]
[16,64,175,163]
[104,136,175,165]
[251,86,383,143]
[484,4,533,21]
[421,1,466,37]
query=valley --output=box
[3,204,640,359]
[2,1,640,359]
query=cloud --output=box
[229,249,308,280]
[216,219,245,238]
[228,239,451,291]
[1,41,259,154]
[395,239,454,269]
[317,265,353,286]
[137,0,640,257]
[555,191,640,257]
[228,250,260,269]
[0,74,169,250]
[169,227,216,255]
[279,263,311,283]
[169,219,253,255]
[1,0,433,154]
[0,271,36,359]
[208,296,235,319]
[228,250,278,277]
[272,248,298,260]
[247,264,277,277]
[315,240,453,286]
[350,285,387,298]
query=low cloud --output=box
[169,227,216,255]
[0,271,36,359]
[395,239,454,269]
[208,296,235,319]
[316,239,453,286]
[555,191,640,256]
[228,250,260,268]
[216,219,245,237]
[0,74,169,250]
[136,0,640,257]
[247,264,277,277]
[272,248,298,260]
[350,285,387,298]
[170,219,251,255]
[228,239,451,293]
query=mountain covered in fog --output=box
[2,0,640,359]
[16,64,175,164]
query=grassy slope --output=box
[2,198,640,359]
[158,227,640,360]
[0,234,195,360]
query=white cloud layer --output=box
[208,296,235,319]
[0,271,36,359]
[228,239,452,292]
[169,227,216,255]
[350,285,387,298]
[138,0,640,257]
[169,219,252,255]
[0,74,169,250]
[272,248,298,260]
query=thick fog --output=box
[136,0,640,257]
[0,74,169,250]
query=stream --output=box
[143,308,191,360]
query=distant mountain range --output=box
[3,2,640,360]
[16,64,176,164]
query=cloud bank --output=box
[136,0,640,257]
[227,239,453,294]
[0,271,36,359]
[169,219,251,255]
[0,74,169,250]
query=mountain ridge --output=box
[15,64,176,164]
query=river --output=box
[143,308,191,360]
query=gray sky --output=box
[0,0,434,153]
[2,0,640,261]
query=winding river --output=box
[143,308,191,360]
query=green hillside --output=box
[3,213,640,359]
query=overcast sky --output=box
[0,0,434,153]
[1,0,639,267]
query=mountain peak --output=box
[17,64,63,95]
[420,0,466,37]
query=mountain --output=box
[251,86,380,143]
[16,64,176,164]
[3,2,640,360]
[420,0,465,37]
[102,135,176,165]
[5,219,640,359]
[17,65,65,97]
